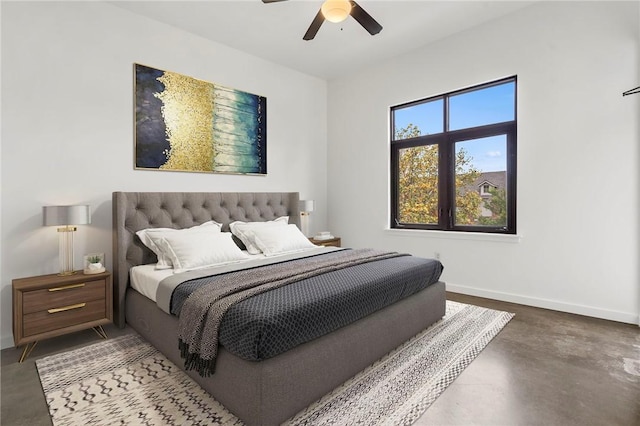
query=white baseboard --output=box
[446,283,640,326]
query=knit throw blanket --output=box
[178,248,405,377]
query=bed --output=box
[113,191,446,425]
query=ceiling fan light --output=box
[321,0,352,23]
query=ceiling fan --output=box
[262,0,383,41]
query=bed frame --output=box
[113,191,446,425]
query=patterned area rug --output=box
[36,301,513,426]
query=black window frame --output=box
[390,76,517,234]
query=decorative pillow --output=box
[249,223,316,257]
[229,216,289,255]
[136,221,222,269]
[156,231,248,274]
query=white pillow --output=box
[136,221,222,269]
[249,223,316,257]
[156,231,248,274]
[229,216,288,255]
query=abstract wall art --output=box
[134,64,267,175]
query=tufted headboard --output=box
[112,191,300,327]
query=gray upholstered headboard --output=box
[112,191,300,327]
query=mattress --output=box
[130,264,172,302]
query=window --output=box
[391,77,516,234]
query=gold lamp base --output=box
[57,226,77,275]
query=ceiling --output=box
[111,0,536,80]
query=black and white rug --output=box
[36,301,513,425]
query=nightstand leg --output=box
[19,341,37,363]
[92,325,108,339]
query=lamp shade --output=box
[321,0,352,23]
[43,205,91,226]
[299,200,315,213]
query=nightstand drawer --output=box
[23,298,106,337]
[22,279,106,314]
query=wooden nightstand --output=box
[309,236,341,247]
[12,270,113,362]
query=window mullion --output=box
[437,136,449,230]
[438,97,448,230]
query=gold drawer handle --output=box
[48,283,85,292]
[48,303,86,314]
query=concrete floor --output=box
[1,293,639,425]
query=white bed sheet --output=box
[130,251,268,302]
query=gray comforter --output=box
[171,249,444,376]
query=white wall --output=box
[327,1,640,324]
[0,2,328,349]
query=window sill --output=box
[384,228,522,243]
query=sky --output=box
[393,81,515,172]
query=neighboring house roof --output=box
[474,171,506,190]
[459,171,506,196]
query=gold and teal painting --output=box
[134,64,267,174]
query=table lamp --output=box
[43,205,91,275]
[299,200,315,237]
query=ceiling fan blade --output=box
[349,1,383,36]
[303,9,325,41]
[262,0,288,3]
